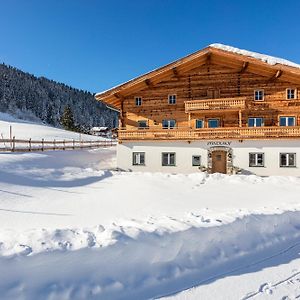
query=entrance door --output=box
[211,150,227,174]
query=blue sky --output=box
[1,0,300,93]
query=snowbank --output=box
[2,211,300,299]
[1,148,300,299]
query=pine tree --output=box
[60,105,75,131]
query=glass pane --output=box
[170,153,175,165]
[280,154,287,166]
[140,153,145,165]
[289,154,295,166]
[162,154,168,165]
[256,118,262,127]
[288,117,295,126]
[249,154,255,166]
[162,120,168,128]
[196,119,203,128]
[192,156,201,166]
[279,117,286,126]
[248,118,255,127]
[208,119,219,128]
[169,120,176,128]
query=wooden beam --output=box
[144,78,153,87]
[206,53,211,65]
[269,70,283,81]
[239,62,249,73]
[172,67,180,78]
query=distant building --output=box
[90,127,109,137]
[95,44,300,176]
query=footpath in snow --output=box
[0,142,300,298]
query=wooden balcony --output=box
[185,97,246,113]
[118,126,300,141]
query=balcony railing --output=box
[118,126,300,141]
[185,97,246,112]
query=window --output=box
[162,153,176,166]
[249,153,264,167]
[132,152,145,166]
[135,97,142,106]
[279,116,296,126]
[162,119,176,129]
[138,120,148,128]
[287,89,297,100]
[208,119,220,128]
[192,155,201,166]
[168,94,176,104]
[280,153,296,167]
[254,90,264,101]
[195,119,204,129]
[248,117,263,127]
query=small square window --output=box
[162,152,176,166]
[138,120,148,128]
[280,153,296,167]
[132,152,145,166]
[135,97,142,106]
[192,155,201,166]
[208,119,220,128]
[287,89,296,100]
[162,119,176,129]
[254,90,264,101]
[249,153,264,167]
[195,119,204,129]
[168,94,176,104]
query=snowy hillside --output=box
[0,112,106,141]
[0,142,300,299]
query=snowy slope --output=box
[0,146,300,299]
[0,112,106,141]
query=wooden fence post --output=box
[73,139,75,150]
[63,140,65,150]
[12,136,15,152]
[53,139,56,151]
[29,138,32,151]
[41,138,44,151]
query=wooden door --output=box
[211,151,227,174]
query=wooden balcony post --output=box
[188,113,191,128]
[239,110,242,127]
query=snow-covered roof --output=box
[210,43,300,69]
[90,127,108,131]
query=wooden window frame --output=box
[249,152,265,167]
[248,117,264,127]
[279,116,296,126]
[132,152,145,166]
[254,89,264,101]
[286,88,297,100]
[162,119,176,129]
[195,119,204,129]
[207,118,220,128]
[135,97,142,106]
[162,152,176,166]
[279,153,296,168]
[168,94,177,105]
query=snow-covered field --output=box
[0,147,300,299]
[1,113,300,299]
[0,112,104,141]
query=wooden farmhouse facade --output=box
[95,44,300,175]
